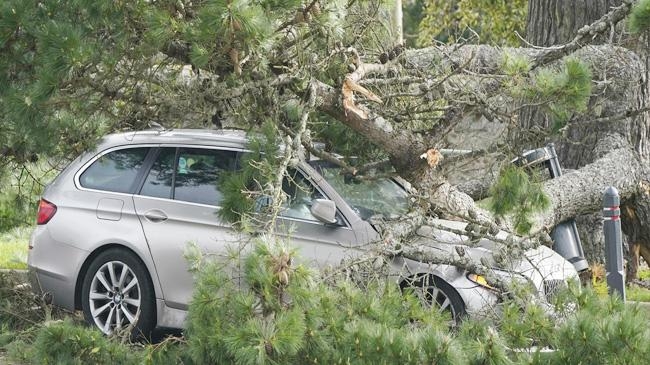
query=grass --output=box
[628,285,650,302]
[0,226,31,270]
[591,265,650,302]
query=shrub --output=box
[184,238,468,365]
[4,238,650,365]
[27,319,142,365]
[547,289,650,365]
[184,238,650,365]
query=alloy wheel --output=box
[88,261,141,334]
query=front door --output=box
[274,168,362,269]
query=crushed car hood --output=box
[410,219,579,291]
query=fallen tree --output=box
[4,0,650,278]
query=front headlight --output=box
[467,273,497,291]
[467,270,537,296]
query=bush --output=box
[184,238,650,365]
[27,319,142,365]
[4,318,188,365]
[4,238,650,365]
[548,291,650,365]
[184,238,469,365]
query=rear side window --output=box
[139,147,238,206]
[174,148,237,206]
[140,148,175,199]
[79,147,149,193]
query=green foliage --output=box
[0,227,30,270]
[548,289,650,365]
[639,268,650,280]
[4,318,187,365]
[489,166,549,235]
[626,285,650,302]
[0,0,400,181]
[5,244,650,364]
[0,0,131,164]
[218,121,281,224]
[183,238,650,365]
[591,267,650,303]
[0,193,31,232]
[185,237,472,365]
[403,0,426,47]
[27,319,141,365]
[506,57,592,132]
[417,0,527,46]
[189,0,275,72]
[501,52,532,77]
[630,0,650,33]
[185,237,312,364]
[499,300,556,350]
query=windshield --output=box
[311,163,410,220]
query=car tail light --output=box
[37,199,57,225]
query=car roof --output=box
[100,129,250,149]
[96,129,334,164]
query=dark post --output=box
[603,187,626,300]
[512,144,588,272]
[544,143,563,178]
[545,144,588,272]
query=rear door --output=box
[132,146,241,310]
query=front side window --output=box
[174,148,237,206]
[79,147,149,193]
[280,169,325,222]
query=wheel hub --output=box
[87,260,142,335]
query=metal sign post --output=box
[603,186,626,300]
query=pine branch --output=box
[264,82,317,233]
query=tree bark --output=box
[312,44,649,237]
[522,0,650,272]
[526,0,624,47]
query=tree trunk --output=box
[526,0,623,47]
[522,0,650,272]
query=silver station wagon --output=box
[28,129,578,336]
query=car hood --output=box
[411,219,578,293]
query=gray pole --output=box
[603,187,626,300]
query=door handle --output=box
[144,210,168,223]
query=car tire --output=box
[405,275,467,326]
[81,248,156,339]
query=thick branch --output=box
[533,146,646,231]
[312,79,429,179]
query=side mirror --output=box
[310,199,338,224]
